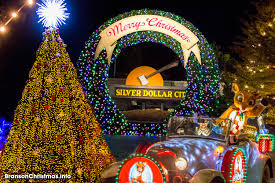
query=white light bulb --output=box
[0,26,5,32]
[175,157,188,170]
[12,12,17,18]
[28,0,34,5]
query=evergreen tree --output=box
[210,42,239,115]
[232,0,275,124]
[0,29,114,182]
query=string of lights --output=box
[0,0,34,33]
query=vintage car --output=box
[102,116,274,183]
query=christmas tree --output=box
[232,0,275,124]
[0,11,114,183]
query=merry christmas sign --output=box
[95,15,201,66]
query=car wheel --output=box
[210,176,225,183]
[262,164,271,183]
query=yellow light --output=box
[12,12,17,18]
[216,146,224,154]
[28,0,34,5]
[245,85,248,88]
[259,69,263,72]
[0,26,5,32]
[268,22,273,27]
[261,85,264,88]
[175,157,188,170]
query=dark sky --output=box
[0,0,256,120]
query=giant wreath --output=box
[77,9,220,136]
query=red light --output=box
[135,143,154,154]
[157,151,177,160]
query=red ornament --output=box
[79,135,84,144]
[51,95,55,101]
[32,107,35,114]
[44,62,49,67]
[36,64,40,70]
[56,135,63,140]
[60,150,64,154]
[42,138,46,142]
[53,60,56,64]
[59,88,65,92]
[60,98,64,102]
[64,65,68,71]
[79,127,83,131]
[44,105,50,109]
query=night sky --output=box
[0,0,257,120]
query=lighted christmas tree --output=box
[0,1,114,182]
[233,0,275,124]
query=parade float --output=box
[102,84,273,183]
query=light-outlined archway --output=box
[77,9,220,136]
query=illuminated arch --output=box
[77,9,220,136]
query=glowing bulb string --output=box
[0,0,34,33]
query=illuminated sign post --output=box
[114,86,185,100]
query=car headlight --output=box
[175,157,188,170]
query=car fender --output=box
[246,153,273,183]
[261,154,273,178]
[102,161,120,179]
[189,169,225,183]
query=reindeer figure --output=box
[130,162,148,183]
[216,83,267,138]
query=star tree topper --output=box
[37,0,69,28]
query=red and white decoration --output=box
[221,148,247,183]
[258,136,273,153]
